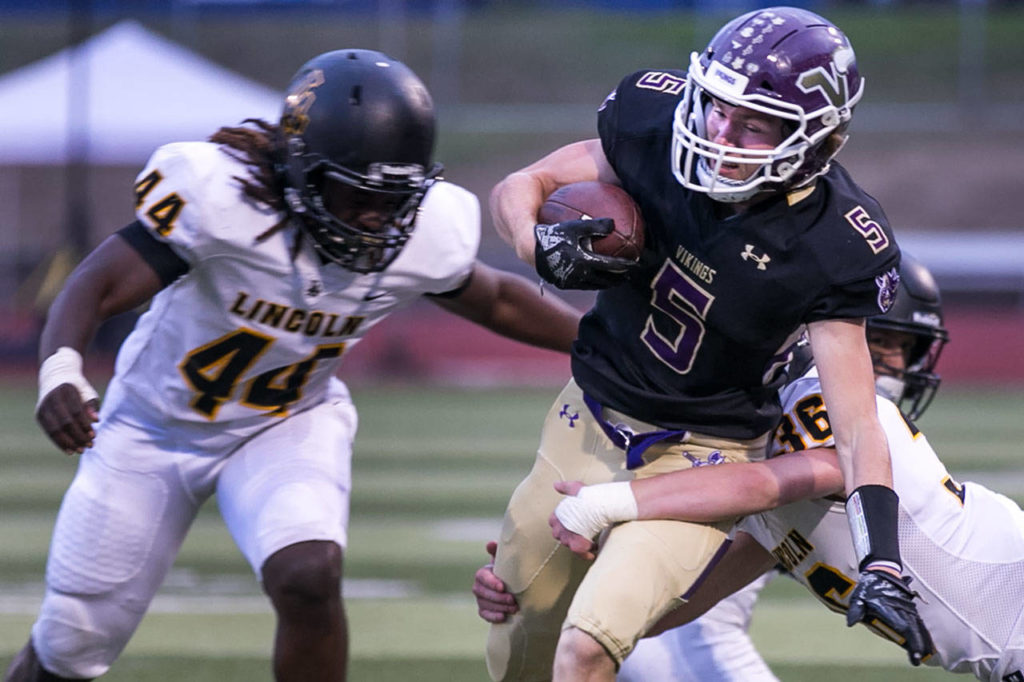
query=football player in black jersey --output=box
[485,7,927,681]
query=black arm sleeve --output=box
[116,221,190,287]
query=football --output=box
[537,181,645,260]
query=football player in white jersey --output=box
[477,255,1024,680]
[5,50,582,682]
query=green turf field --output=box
[1,379,1020,680]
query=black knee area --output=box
[4,639,93,682]
[263,540,343,609]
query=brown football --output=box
[537,181,645,260]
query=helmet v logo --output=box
[797,44,855,111]
[796,63,849,110]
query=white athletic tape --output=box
[553,481,639,540]
[37,347,99,410]
[845,489,872,566]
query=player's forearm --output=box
[808,317,893,493]
[632,462,780,522]
[432,263,581,352]
[556,452,845,543]
[837,421,893,494]
[38,235,164,363]
[841,423,901,574]
[489,172,546,265]
[38,284,106,363]
[633,451,845,522]
[488,273,581,352]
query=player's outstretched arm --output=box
[807,318,893,493]
[36,234,165,454]
[429,261,581,353]
[549,449,845,558]
[489,139,617,265]
[807,319,931,662]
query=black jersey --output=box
[571,69,901,438]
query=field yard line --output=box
[953,469,1024,497]
[0,578,421,615]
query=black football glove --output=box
[534,219,640,290]
[846,570,933,666]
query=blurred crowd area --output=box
[4,0,1024,11]
[1,0,1022,379]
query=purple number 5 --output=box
[641,261,714,374]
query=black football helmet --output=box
[867,254,949,420]
[279,49,442,272]
[672,7,864,202]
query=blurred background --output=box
[1,0,1023,383]
[0,2,1022,680]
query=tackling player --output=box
[478,256,1024,680]
[486,6,924,680]
[545,254,1024,681]
[4,50,581,682]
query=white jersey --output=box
[740,367,1024,681]
[105,141,479,450]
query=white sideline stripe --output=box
[0,578,420,615]
[432,517,502,541]
[955,470,1024,498]
[0,518,497,615]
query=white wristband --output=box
[37,347,99,410]
[553,481,639,540]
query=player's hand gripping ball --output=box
[538,181,645,260]
[533,182,646,290]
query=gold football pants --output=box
[486,379,768,681]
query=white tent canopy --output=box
[0,20,283,164]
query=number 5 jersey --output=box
[578,68,900,438]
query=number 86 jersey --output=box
[103,141,479,451]
[740,368,1024,680]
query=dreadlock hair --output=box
[208,118,299,249]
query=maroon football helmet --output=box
[672,6,865,202]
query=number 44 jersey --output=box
[740,367,1024,681]
[104,141,480,450]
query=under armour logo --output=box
[306,279,323,297]
[741,244,771,270]
[559,404,579,428]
